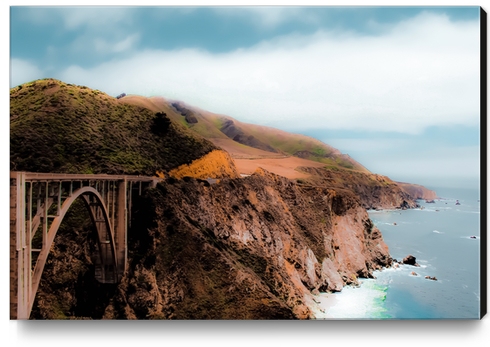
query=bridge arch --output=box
[29,186,119,316]
[10,172,160,320]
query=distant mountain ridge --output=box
[118,94,436,202]
[119,95,370,173]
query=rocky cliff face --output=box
[296,167,419,210]
[31,169,393,319]
[396,182,439,200]
[101,168,391,319]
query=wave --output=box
[394,260,428,270]
[315,279,391,319]
[433,230,444,234]
[460,236,480,240]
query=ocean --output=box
[313,186,482,319]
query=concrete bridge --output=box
[9,172,160,320]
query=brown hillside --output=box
[234,157,326,179]
[208,138,286,159]
[120,95,369,172]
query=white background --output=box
[3,1,489,346]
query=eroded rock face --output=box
[396,182,439,200]
[32,168,394,320]
[296,167,419,210]
[103,168,392,319]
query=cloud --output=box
[21,7,134,30]
[94,34,140,53]
[212,7,321,28]
[60,7,133,30]
[10,59,45,87]
[14,12,480,135]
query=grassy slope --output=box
[121,96,228,139]
[207,138,286,159]
[222,116,368,171]
[10,79,217,175]
[121,96,369,173]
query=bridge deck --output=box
[10,172,161,184]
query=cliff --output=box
[396,182,439,200]
[31,168,392,319]
[296,167,419,210]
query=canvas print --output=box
[9,6,483,320]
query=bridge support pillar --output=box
[10,172,30,320]
[10,175,18,320]
[114,179,128,280]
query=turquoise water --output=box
[319,186,481,319]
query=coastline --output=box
[310,292,338,319]
[310,201,432,320]
[310,275,388,319]
[317,189,480,320]
[310,263,429,319]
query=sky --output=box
[9,4,482,190]
[4,4,490,345]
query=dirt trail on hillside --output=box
[234,157,326,179]
[208,138,285,159]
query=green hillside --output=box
[10,79,217,175]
